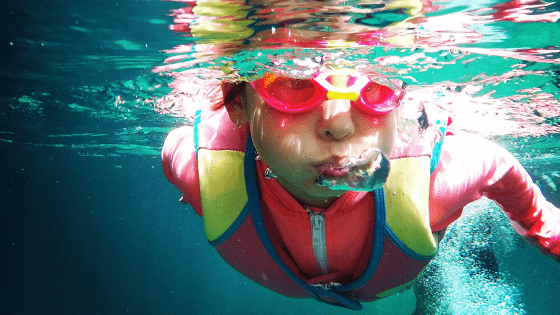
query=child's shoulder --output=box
[162,125,203,216]
[162,125,196,164]
[165,125,194,149]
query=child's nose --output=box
[318,99,355,141]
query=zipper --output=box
[306,207,330,275]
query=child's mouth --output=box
[315,164,351,178]
[315,149,390,192]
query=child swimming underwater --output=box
[161,69,560,310]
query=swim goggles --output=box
[250,72,403,115]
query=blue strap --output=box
[193,109,202,154]
[384,225,435,261]
[430,110,448,173]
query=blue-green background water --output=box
[3,1,560,314]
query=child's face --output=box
[240,76,399,207]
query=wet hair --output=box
[221,81,247,109]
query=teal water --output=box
[3,1,560,314]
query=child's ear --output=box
[222,82,249,128]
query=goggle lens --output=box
[269,77,316,105]
[251,74,401,115]
[359,81,398,114]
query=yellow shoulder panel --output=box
[384,157,437,257]
[197,149,248,242]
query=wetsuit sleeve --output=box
[429,132,560,259]
[161,126,203,216]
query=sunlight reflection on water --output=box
[154,0,560,137]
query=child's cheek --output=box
[281,117,299,129]
[280,133,305,157]
[377,113,399,155]
[250,109,293,155]
[268,118,302,157]
[365,116,382,129]
[267,119,311,164]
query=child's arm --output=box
[161,126,203,216]
[429,132,560,261]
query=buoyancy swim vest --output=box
[194,106,448,310]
